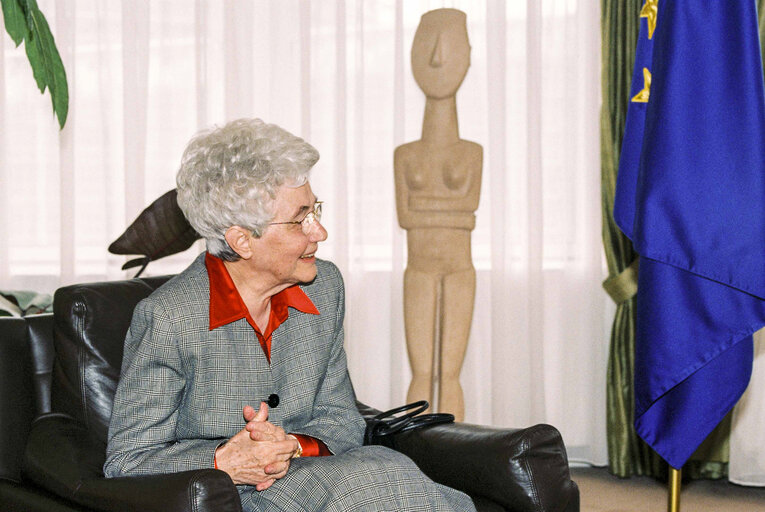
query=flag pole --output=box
[668,468,681,512]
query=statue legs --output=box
[404,266,476,421]
[404,267,438,412]
[439,268,475,422]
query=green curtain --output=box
[600,0,661,479]
[598,0,754,480]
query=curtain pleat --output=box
[727,0,765,486]
[194,0,209,129]
[0,19,6,283]
[389,0,408,409]
[525,0,546,425]
[121,1,150,228]
[601,0,649,477]
[486,0,507,424]
[56,1,76,283]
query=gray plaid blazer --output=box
[104,253,474,511]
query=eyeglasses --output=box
[268,201,323,234]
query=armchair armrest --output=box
[23,413,242,512]
[356,402,579,512]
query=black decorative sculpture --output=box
[108,189,201,277]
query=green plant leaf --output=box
[22,0,67,128]
[1,0,26,45]
[1,0,68,128]
[38,11,68,128]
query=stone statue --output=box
[394,8,482,422]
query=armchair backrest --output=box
[51,276,171,447]
[0,313,54,482]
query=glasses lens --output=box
[301,202,322,234]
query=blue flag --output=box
[614,0,765,469]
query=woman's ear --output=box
[224,226,254,260]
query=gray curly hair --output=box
[176,118,319,261]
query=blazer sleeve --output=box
[103,298,220,477]
[290,263,366,454]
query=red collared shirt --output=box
[206,252,319,361]
[205,253,330,457]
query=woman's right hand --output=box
[214,404,298,490]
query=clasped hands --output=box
[214,402,301,491]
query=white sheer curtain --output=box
[1,0,609,466]
[730,329,765,485]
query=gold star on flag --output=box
[640,0,658,39]
[631,67,652,103]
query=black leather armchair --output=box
[0,276,579,512]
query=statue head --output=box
[411,9,471,100]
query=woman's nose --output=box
[308,219,328,242]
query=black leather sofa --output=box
[0,275,579,512]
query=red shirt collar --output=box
[205,252,319,332]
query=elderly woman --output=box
[103,118,475,512]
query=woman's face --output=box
[411,11,470,99]
[248,182,328,288]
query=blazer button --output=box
[268,394,280,408]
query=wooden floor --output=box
[570,466,765,512]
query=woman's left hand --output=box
[243,403,301,485]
